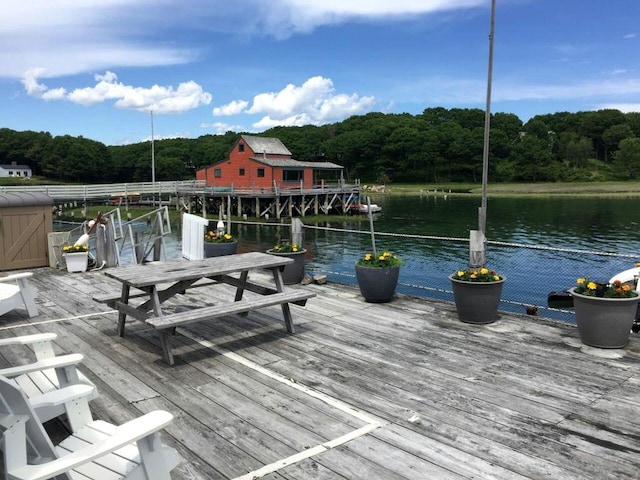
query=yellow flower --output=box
[622,285,631,292]
[587,281,597,290]
[577,278,585,285]
[378,255,385,261]
[470,273,477,279]
[223,233,232,240]
[292,246,298,252]
[457,270,465,277]
[493,275,500,281]
[365,253,372,261]
[480,268,488,275]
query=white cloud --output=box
[597,103,640,113]
[201,122,246,134]
[213,100,249,116]
[1,0,488,78]
[1,1,196,78]
[212,76,375,128]
[23,69,212,114]
[253,0,486,38]
[21,68,49,96]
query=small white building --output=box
[0,161,32,178]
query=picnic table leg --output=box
[271,267,295,333]
[158,330,175,366]
[234,271,248,302]
[150,286,162,316]
[235,271,249,317]
[280,303,295,333]
[116,284,130,337]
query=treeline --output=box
[2,107,640,184]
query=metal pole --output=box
[367,196,377,257]
[479,0,496,235]
[151,110,156,208]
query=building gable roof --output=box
[241,135,292,156]
[0,164,31,170]
[249,157,343,170]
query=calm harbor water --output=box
[59,195,640,323]
[233,195,640,323]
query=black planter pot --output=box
[355,264,400,303]
[569,287,639,348]
[204,241,238,258]
[449,274,506,324]
[266,249,306,284]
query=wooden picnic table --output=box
[96,252,315,365]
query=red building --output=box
[196,135,343,190]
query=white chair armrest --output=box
[29,384,95,410]
[0,412,29,431]
[9,410,174,480]
[0,272,33,283]
[0,353,83,378]
[0,333,56,347]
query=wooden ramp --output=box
[0,266,639,479]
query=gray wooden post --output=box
[469,230,486,268]
[291,218,303,247]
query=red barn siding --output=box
[197,136,315,190]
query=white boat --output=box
[609,265,640,291]
[358,203,382,214]
[348,202,382,214]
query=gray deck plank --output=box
[1,266,639,479]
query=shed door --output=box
[0,206,52,270]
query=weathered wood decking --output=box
[1,266,640,479]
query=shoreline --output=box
[369,181,640,198]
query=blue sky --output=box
[2,0,639,146]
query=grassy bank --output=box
[383,181,640,197]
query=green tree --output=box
[612,137,640,179]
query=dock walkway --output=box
[1,266,639,479]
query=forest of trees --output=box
[2,107,640,185]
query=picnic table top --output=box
[103,251,294,288]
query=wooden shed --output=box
[0,192,53,271]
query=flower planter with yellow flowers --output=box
[569,277,639,348]
[355,251,402,303]
[449,267,505,324]
[267,243,306,284]
[62,244,89,273]
[203,231,238,257]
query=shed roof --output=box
[250,157,343,170]
[0,192,53,207]
[241,135,292,156]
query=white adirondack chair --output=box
[0,272,38,318]
[0,333,97,429]
[0,376,179,480]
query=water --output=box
[58,195,640,323]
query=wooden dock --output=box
[1,266,640,479]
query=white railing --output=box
[0,180,206,201]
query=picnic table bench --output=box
[94,252,315,365]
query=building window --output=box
[239,168,245,176]
[214,168,222,178]
[283,169,303,182]
[257,168,265,178]
[238,143,245,153]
